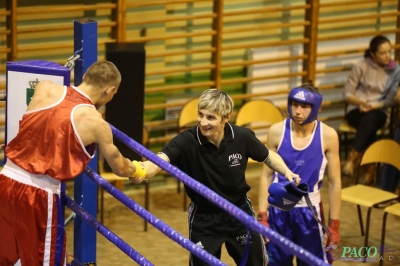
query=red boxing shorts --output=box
[0,160,66,266]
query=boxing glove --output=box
[268,181,309,211]
[328,218,340,245]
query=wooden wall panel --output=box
[0,0,399,147]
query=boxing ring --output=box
[69,124,331,266]
[4,19,330,266]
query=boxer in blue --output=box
[257,81,342,265]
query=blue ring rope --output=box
[84,167,227,266]
[65,195,154,265]
[109,123,330,266]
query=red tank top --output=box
[6,86,96,181]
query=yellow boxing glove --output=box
[132,160,147,181]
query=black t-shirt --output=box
[161,123,269,209]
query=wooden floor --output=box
[65,164,400,266]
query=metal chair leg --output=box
[363,207,373,260]
[379,212,389,266]
[357,205,364,236]
[359,207,373,263]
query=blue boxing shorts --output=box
[266,193,332,266]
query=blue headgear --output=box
[287,87,323,124]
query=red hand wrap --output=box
[328,218,340,244]
[257,212,269,228]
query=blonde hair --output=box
[198,89,233,120]
[83,61,121,90]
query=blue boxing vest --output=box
[274,119,327,192]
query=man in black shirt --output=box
[131,89,299,266]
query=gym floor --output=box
[65,164,400,266]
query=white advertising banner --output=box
[6,61,70,144]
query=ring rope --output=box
[65,195,153,266]
[84,167,227,266]
[64,48,83,70]
[109,123,330,266]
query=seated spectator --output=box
[342,35,400,184]
[376,87,400,193]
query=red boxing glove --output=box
[257,212,269,228]
[328,218,340,245]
